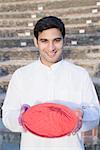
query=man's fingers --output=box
[72,120,82,135]
[18,104,30,131]
[71,109,84,135]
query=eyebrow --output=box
[39,38,48,41]
[39,37,63,41]
[54,37,62,40]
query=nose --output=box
[48,42,56,52]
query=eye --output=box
[40,39,48,43]
[55,38,62,42]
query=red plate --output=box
[22,103,78,138]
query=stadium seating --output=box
[0,0,100,149]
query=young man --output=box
[2,16,100,150]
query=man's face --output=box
[35,28,64,67]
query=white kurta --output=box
[2,59,100,150]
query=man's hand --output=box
[72,109,84,135]
[18,104,30,131]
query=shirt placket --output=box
[47,70,55,101]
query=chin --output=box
[48,55,62,62]
[49,59,61,64]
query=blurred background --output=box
[0,0,100,149]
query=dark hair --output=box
[34,16,65,40]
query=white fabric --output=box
[2,59,100,150]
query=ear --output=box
[33,37,38,48]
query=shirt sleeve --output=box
[80,71,100,132]
[2,70,25,133]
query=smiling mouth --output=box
[47,51,57,57]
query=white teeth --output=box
[48,52,56,57]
